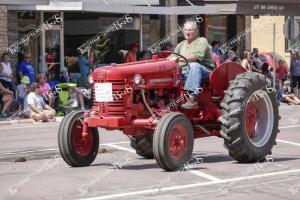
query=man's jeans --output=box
[184,62,211,96]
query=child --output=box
[37,74,55,108]
[16,76,30,112]
[278,81,300,105]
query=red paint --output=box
[245,101,258,139]
[168,124,188,161]
[71,120,94,157]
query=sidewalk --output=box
[0,116,64,126]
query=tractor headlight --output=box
[133,74,142,84]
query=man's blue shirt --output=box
[79,56,90,76]
[18,60,35,83]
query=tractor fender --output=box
[209,62,247,96]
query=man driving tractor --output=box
[168,20,214,109]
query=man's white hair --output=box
[184,20,198,31]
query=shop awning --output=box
[7,0,218,15]
[0,0,49,5]
[7,0,300,16]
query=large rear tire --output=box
[58,110,99,167]
[130,134,154,159]
[153,112,194,171]
[220,72,279,162]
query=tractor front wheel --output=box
[153,112,194,171]
[58,110,99,167]
[220,72,279,162]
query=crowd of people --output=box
[0,51,92,121]
[210,42,300,105]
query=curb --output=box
[0,117,64,127]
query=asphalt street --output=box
[0,105,300,200]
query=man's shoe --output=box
[181,97,199,109]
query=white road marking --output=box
[188,170,222,181]
[276,139,300,147]
[78,169,300,200]
[0,141,129,156]
[279,125,300,129]
[0,123,58,130]
[103,144,135,153]
[104,144,221,182]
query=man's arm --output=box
[167,41,184,61]
[177,56,199,62]
[44,104,54,111]
[18,63,24,79]
[0,63,5,77]
[252,65,262,73]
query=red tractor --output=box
[58,53,279,171]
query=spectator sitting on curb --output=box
[0,81,13,117]
[37,74,55,108]
[16,76,30,112]
[59,67,88,110]
[278,80,300,105]
[23,82,56,122]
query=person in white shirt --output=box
[0,53,14,93]
[241,51,252,72]
[24,82,56,122]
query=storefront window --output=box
[45,30,60,76]
[285,16,300,53]
[42,12,63,79]
[206,16,227,45]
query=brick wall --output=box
[0,6,8,56]
[7,11,18,67]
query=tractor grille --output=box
[93,79,126,116]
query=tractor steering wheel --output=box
[171,52,189,68]
[158,50,189,68]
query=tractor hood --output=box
[92,59,179,82]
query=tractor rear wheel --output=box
[58,110,99,167]
[153,112,194,171]
[220,72,279,162]
[130,134,154,159]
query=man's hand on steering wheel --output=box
[169,52,189,68]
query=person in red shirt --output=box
[276,60,289,84]
[125,43,139,63]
